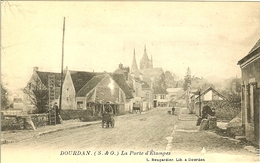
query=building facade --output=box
[238,39,260,146]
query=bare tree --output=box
[23,75,49,113]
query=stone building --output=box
[237,39,260,146]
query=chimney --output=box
[33,67,39,72]
[119,63,123,69]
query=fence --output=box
[194,100,241,121]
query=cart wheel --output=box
[102,121,104,128]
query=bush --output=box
[60,109,100,121]
[216,106,241,121]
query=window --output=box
[77,101,83,110]
[154,95,157,99]
[161,95,165,99]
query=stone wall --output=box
[1,114,49,131]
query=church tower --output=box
[140,44,153,69]
[131,48,138,73]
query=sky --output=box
[1,1,260,91]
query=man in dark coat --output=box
[172,106,175,115]
[53,102,61,124]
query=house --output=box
[139,80,153,111]
[61,69,134,115]
[194,87,226,102]
[23,67,62,112]
[153,87,168,107]
[166,88,185,107]
[237,39,260,146]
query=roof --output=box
[36,71,61,87]
[140,45,150,63]
[190,88,199,94]
[110,73,134,99]
[70,71,104,92]
[76,73,134,99]
[95,87,120,103]
[140,80,150,89]
[139,67,164,77]
[113,68,124,74]
[195,87,227,100]
[238,39,260,65]
[76,74,106,97]
[153,86,168,94]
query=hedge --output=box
[60,109,101,122]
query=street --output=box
[2,107,178,151]
[1,107,258,163]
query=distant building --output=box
[131,45,168,108]
[117,62,153,111]
[140,45,153,70]
[191,87,227,116]
[153,87,168,107]
[237,39,260,146]
[167,88,185,107]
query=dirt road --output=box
[1,107,258,163]
[2,107,178,151]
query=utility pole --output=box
[59,17,66,111]
[199,89,201,116]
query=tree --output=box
[23,75,49,113]
[228,78,241,102]
[183,67,191,91]
[1,84,9,109]
[183,67,193,113]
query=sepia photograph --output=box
[1,1,260,163]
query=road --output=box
[1,107,258,163]
[2,107,177,151]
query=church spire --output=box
[131,48,138,73]
[140,44,152,69]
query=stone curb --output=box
[1,121,101,145]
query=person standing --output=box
[172,106,175,115]
[53,102,61,124]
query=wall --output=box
[1,114,48,130]
[62,71,76,110]
[241,57,260,145]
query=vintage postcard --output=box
[1,1,259,163]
